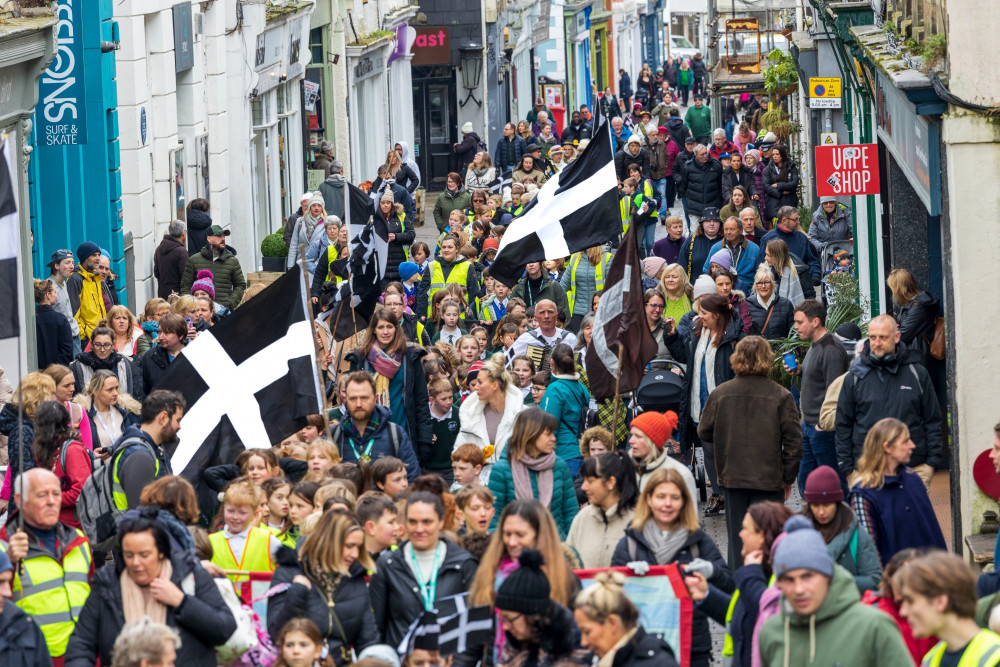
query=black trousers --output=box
[722,486,784,570]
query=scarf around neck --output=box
[79,350,121,372]
[641,521,689,565]
[511,452,557,508]
[367,346,403,408]
[121,558,173,624]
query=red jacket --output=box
[710,140,737,160]
[52,439,93,528]
[862,590,937,665]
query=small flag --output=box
[437,594,493,657]
[0,135,20,340]
[397,610,441,656]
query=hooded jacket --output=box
[539,374,590,461]
[66,265,106,341]
[456,383,524,473]
[369,539,478,650]
[185,208,213,255]
[371,179,417,223]
[703,239,760,292]
[153,234,190,299]
[615,144,651,181]
[809,202,852,253]
[137,343,183,393]
[0,599,51,667]
[180,244,247,310]
[64,548,237,667]
[453,132,482,171]
[757,564,912,667]
[612,526,734,662]
[824,511,883,594]
[375,204,415,284]
[759,226,821,283]
[432,187,473,233]
[835,341,943,473]
[722,166,759,199]
[267,547,378,666]
[511,273,571,316]
[318,173,347,221]
[395,141,421,192]
[329,404,422,481]
[36,303,74,368]
[895,291,939,370]
[679,156,724,216]
[762,159,800,221]
[665,117,692,153]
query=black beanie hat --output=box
[494,549,551,615]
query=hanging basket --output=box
[776,83,799,96]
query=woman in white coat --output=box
[456,353,524,482]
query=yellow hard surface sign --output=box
[810,77,841,98]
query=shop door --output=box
[594,34,604,91]
[412,66,457,191]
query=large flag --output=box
[343,180,385,322]
[0,135,19,339]
[585,222,658,400]
[158,265,323,500]
[489,120,620,287]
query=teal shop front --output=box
[28,0,123,300]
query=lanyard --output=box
[350,436,376,463]
[94,408,118,442]
[409,542,444,611]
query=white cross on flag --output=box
[158,265,323,482]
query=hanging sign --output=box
[39,0,89,146]
[815,144,880,196]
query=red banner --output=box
[815,144,880,196]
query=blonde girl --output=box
[457,334,481,364]
[305,439,340,481]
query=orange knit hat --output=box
[630,410,680,449]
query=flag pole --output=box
[299,246,332,413]
[610,345,625,438]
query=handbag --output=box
[925,316,946,360]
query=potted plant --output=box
[260,232,288,273]
[762,48,799,96]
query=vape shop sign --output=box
[815,144,880,196]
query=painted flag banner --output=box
[576,564,693,667]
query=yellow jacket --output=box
[67,266,106,339]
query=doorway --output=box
[412,66,457,191]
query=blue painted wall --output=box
[28,0,122,298]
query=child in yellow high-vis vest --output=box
[209,480,282,590]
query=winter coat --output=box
[835,341,943,473]
[824,511,883,594]
[697,375,802,491]
[153,234,190,299]
[612,527,734,663]
[318,174,347,221]
[433,188,473,233]
[759,226,821,283]
[180,245,247,310]
[330,404,423,482]
[185,208,213,255]
[560,251,614,319]
[691,55,707,79]
[376,206,416,284]
[370,180,417,222]
[35,304,74,368]
[615,146,651,182]
[511,275,571,316]
[703,240,760,292]
[465,166,497,192]
[709,140,737,161]
[761,160,799,221]
[607,625,679,667]
[416,256,481,317]
[71,351,144,402]
[665,316,744,441]
[457,383,524,472]
[369,539,478,649]
[453,132,482,171]
[758,564,913,667]
[0,599,51,667]
[619,72,633,98]
[646,138,671,179]
[494,135,528,173]
[540,375,590,461]
[76,392,141,455]
[664,117,691,153]
[809,202,853,253]
[563,121,594,146]
[0,404,35,499]
[679,232,723,282]
[721,167,758,200]
[698,563,771,667]
[679,157,724,216]
[67,265,106,341]
[566,503,634,569]
[396,141,421,192]
[64,548,237,667]
[267,547,378,666]
[138,343,182,392]
[746,292,795,339]
[287,214,325,270]
[347,345,432,460]
[488,455,579,539]
[896,291,939,371]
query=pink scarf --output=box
[510,452,557,508]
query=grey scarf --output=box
[641,521,689,565]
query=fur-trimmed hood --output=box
[73,391,142,415]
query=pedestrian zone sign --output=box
[809,77,842,109]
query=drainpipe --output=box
[332,0,350,180]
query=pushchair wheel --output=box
[694,463,707,503]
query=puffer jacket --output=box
[611,526,734,664]
[64,548,237,667]
[369,539,478,650]
[153,234,190,299]
[761,160,799,221]
[615,145,651,181]
[67,265,106,340]
[809,202,853,253]
[180,245,247,310]
[318,174,347,221]
[377,205,415,284]
[679,157,724,216]
[267,547,378,666]
[746,292,795,339]
[896,291,939,370]
[186,208,213,255]
[0,599,51,667]
[488,455,579,539]
[721,166,758,199]
[824,510,883,594]
[608,626,679,667]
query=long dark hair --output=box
[772,144,791,181]
[695,294,733,347]
[578,451,639,516]
[803,502,856,546]
[361,306,407,357]
[32,400,80,470]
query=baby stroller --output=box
[819,240,854,305]
[634,360,708,502]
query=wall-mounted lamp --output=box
[458,42,483,108]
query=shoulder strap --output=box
[690,542,700,560]
[627,535,637,561]
[388,424,401,456]
[908,364,924,394]
[849,527,859,567]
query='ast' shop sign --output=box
[411,27,450,66]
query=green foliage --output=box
[798,205,812,234]
[762,49,799,97]
[923,34,946,63]
[260,232,288,258]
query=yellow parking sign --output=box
[809,77,842,108]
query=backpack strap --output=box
[908,364,924,394]
[849,527,859,567]
[388,424,401,456]
[690,542,700,560]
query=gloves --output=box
[626,561,650,576]
[685,557,714,580]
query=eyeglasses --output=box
[499,612,523,625]
[92,342,113,350]
[755,281,773,286]
[646,303,665,310]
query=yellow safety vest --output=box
[620,195,633,235]
[565,252,609,317]
[416,320,426,344]
[266,524,297,549]
[427,259,472,317]
[112,439,161,511]
[326,244,345,285]
[722,574,776,659]
[209,526,276,589]
[10,529,92,658]
[922,630,1000,667]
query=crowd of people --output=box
[0,63,990,667]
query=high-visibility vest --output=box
[922,630,1000,667]
[427,260,472,318]
[112,439,161,510]
[620,194,635,235]
[722,574,776,659]
[326,244,345,285]
[266,524,297,549]
[565,252,609,316]
[639,178,659,219]
[209,526,276,589]
[480,297,507,324]
[9,529,92,658]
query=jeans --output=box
[73,336,82,357]
[797,422,847,496]
[653,177,668,218]
[642,219,657,258]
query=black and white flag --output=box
[0,135,20,339]
[489,120,620,287]
[158,265,323,487]
[396,610,441,655]
[344,181,385,322]
[437,593,493,657]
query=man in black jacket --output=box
[153,221,189,299]
[493,123,527,175]
[615,135,651,182]
[619,68,633,108]
[835,315,943,488]
[679,144,723,230]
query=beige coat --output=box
[566,503,635,569]
[819,372,847,432]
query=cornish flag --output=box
[158,265,323,485]
[489,120,620,288]
[0,135,19,339]
[397,594,492,657]
[344,180,386,322]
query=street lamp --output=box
[459,42,483,108]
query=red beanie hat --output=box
[803,465,844,504]
[630,410,679,449]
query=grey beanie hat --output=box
[819,195,837,204]
[691,274,716,302]
[773,515,834,579]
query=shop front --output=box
[411,26,458,190]
[564,4,594,111]
[590,8,613,94]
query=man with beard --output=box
[110,390,186,510]
[67,241,107,345]
[180,224,247,310]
